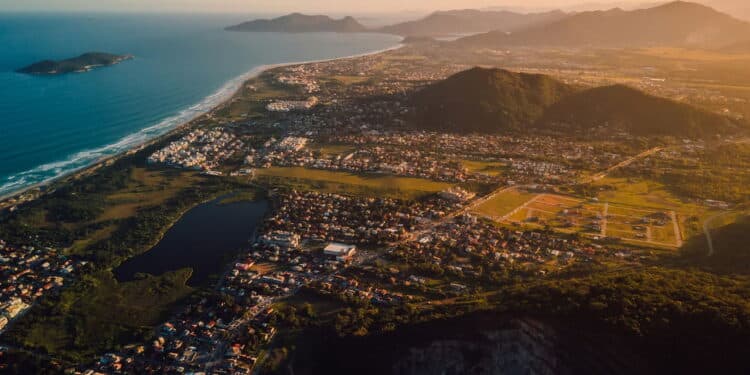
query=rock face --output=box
[17,52,133,75]
[288,314,648,374]
[226,13,367,33]
[392,319,634,375]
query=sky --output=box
[0,0,648,14]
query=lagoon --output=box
[113,196,268,287]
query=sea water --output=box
[0,12,400,196]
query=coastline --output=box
[0,42,404,206]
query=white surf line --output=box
[0,43,407,200]
[601,202,609,237]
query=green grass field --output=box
[472,189,536,218]
[460,160,507,177]
[591,177,715,241]
[254,167,453,199]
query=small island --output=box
[226,13,367,33]
[17,52,133,75]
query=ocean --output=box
[0,12,400,196]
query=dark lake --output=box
[114,196,268,287]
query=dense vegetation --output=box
[0,141,255,361]
[618,142,750,202]
[17,52,131,75]
[411,67,575,133]
[265,265,750,375]
[411,67,744,138]
[538,84,743,138]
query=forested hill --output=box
[411,67,745,137]
[536,84,743,138]
[411,67,576,133]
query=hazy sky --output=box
[0,0,647,14]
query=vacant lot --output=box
[476,189,683,247]
[472,188,536,219]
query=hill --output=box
[457,1,750,49]
[17,52,133,75]
[537,84,743,137]
[226,13,367,33]
[681,215,750,274]
[411,67,743,137]
[377,9,566,37]
[411,67,576,133]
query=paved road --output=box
[581,146,664,184]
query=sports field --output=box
[473,189,682,247]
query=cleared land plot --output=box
[471,189,536,219]
[476,190,682,247]
[254,167,453,200]
[590,177,712,241]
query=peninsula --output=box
[17,52,133,75]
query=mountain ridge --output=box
[226,13,367,33]
[456,1,750,49]
[377,9,567,36]
[411,67,744,138]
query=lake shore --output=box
[0,42,403,208]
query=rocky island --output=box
[17,52,133,75]
[226,13,367,33]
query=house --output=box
[260,231,300,250]
[323,243,357,262]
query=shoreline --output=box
[0,42,404,206]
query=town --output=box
[1,25,749,375]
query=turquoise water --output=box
[0,13,400,196]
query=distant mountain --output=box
[457,1,750,49]
[377,9,567,37]
[411,67,576,133]
[411,67,743,137]
[17,52,133,75]
[226,13,367,33]
[701,0,750,21]
[537,84,742,137]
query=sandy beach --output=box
[0,42,403,207]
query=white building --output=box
[323,243,357,262]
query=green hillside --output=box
[411,67,743,137]
[537,84,742,138]
[411,67,576,133]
